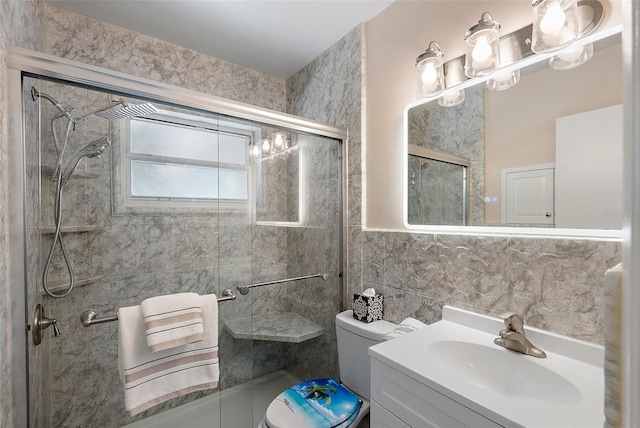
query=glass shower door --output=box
[22,73,343,428]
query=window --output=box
[120,111,252,210]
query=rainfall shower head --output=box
[94,102,158,120]
[60,137,111,185]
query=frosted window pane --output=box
[219,169,248,200]
[131,160,219,199]
[219,133,247,165]
[130,119,219,162]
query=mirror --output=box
[406,32,622,231]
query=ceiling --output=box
[45,0,394,79]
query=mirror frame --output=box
[403,24,623,240]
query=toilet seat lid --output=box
[265,378,361,428]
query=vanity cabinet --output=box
[370,358,501,428]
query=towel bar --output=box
[80,289,236,327]
[237,273,329,295]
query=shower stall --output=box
[8,51,345,428]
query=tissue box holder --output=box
[352,293,383,323]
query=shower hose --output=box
[42,113,76,298]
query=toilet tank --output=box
[336,310,396,399]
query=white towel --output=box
[604,263,623,428]
[381,317,427,342]
[118,294,219,416]
[141,292,203,352]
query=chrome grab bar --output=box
[79,288,236,327]
[236,273,329,296]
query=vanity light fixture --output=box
[486,69,521,90]
[548,0,602,69]
[415,41,445,98]
[464,12,501,78]
[531,0,579,53]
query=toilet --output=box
[259,310,397,428]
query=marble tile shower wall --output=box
[0,35,10,428]
[285,25,363,381]
[287,24,363,296]
[24,6,297,428]
[45,4,286,112]
[362,231,621,345]
[1,2,46,427]
[31,90,294,427]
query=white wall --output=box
[364,0,623,229]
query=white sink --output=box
[369,306,604,428]
[428,340,582,406]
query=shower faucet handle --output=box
[32,304,61,346]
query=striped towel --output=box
[141,292,203,352]
[118,294,219,416]
[381,317,427,342]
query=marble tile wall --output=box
[0,2,47,428]
[287,23,362,300]
[0,34,11,428]
[45,4,286,112]
[361,231,621,345]
[31,84,293,427]
[20,5,298,427]
[285,25,362,381]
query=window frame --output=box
[119,109,255,212]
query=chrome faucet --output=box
[494,312,546,358]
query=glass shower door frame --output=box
[7,47,347,428]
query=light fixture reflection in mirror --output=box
[437,90,466,107]
[549,42,594,69]
[531,0,579,53]
[486,69,521,91]
[258,131,296,158]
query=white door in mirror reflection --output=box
[501,165,555,225]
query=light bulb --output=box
[261,139,271,153]
[472,36,492,65]
[421,62,438,86]
[540,1,566,35]
[251,145,260,157]
[273,133,284,148]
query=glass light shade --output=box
[415,42,445,98]
[549,42,593,70]
[486,69,521,90]
[531,0,579,53]
[437,90,466,107]
[464,12,501,77]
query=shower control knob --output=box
[32,304,61,346]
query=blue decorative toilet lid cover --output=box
[265,378,362,428]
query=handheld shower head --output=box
[60,137,111,185]
[80,136,111,159]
